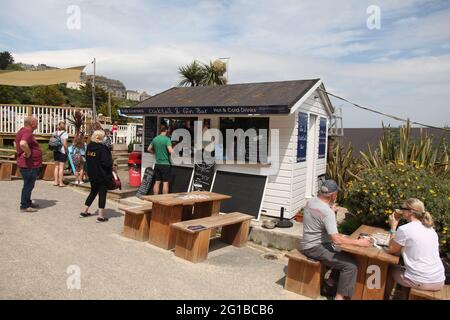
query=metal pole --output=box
[108,91,111,120]
[92,58,96,122]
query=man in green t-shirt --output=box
[148,124,174,194]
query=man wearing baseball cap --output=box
[302,179,372,300]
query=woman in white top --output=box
[386,198,445,294]
[53,121,69,187]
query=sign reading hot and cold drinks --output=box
[297,112,308,162]
[121,105,290,115]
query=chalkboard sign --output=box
[212,171,267,220]
[318,117,327,159]
[136,167,154,198]
[297,112,308,162]
[169,166,194,193]
[191,162,215,191]
[136,124,143,138]
[144,116,157,153]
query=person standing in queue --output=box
[80,130,113,223]
[15,116,42,212]
[148,124,174,194]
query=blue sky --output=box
[1,0,450,127]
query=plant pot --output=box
[295,214,303,223]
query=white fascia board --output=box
[289,79,333,118]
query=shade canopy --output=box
[0,66,86,86]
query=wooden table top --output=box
[339,225,400,265]
[142,191,232,206]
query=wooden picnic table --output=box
[339,224,400,300]
[142,191,231,250]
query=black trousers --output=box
[85,181,107,209]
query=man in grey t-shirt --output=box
[302,180,372,300]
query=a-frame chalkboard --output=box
[191,162,215,192]
[136,167,154,198]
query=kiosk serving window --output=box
[219,117,269,163]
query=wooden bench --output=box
[284,249,325,299]
[119,204,153,241]
[171,212,253,263]
[409,285,450,300]
[0,149,17,181]
[39,162,55,181]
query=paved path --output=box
[0,180,306,300]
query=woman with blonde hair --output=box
[80,130,112,223]
[386,198,445,295]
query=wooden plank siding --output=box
[290,91,329,218]
[140,89,330,219]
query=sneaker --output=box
[96,217,109,223]
[79,212,92,218]
[20,207,38,213]
[30,202,39,208]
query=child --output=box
[71,135,86,184]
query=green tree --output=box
[178,61,205,87]
[30,85,66,106]
[0,85,33,104]
[80,82,108,108]
[0,51,14,70]
[201,60,227,86]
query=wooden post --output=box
[27,106,33,117]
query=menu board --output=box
[144,116,157,153]
[136,167,154,198]
[297,112,308,162]
[191,162,215,192]
[318,117,327,159]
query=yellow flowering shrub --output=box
[343,163,450,259]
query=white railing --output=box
[0,104,92,135]
[102,123,142,145]
[1,104,142,145]
[0,105,28,133]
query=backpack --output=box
[71,146,84,167]
[49,131,65,151]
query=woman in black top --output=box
[80,130,113,223]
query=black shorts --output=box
[154,164,171,182]
[53,151,68,163]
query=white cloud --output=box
[3,0,450,127]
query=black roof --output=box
[131,79,320,109]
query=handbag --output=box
[108,171,122,190]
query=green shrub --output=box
[343,163,450,259]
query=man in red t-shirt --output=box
[15,117,43,212]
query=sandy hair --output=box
[403,198,434,228]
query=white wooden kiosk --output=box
[120,79,334,220]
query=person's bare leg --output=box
[98,208,105,219]
[58,163,65,186]
[153,181,161,195]
[162,182,169,194]
[53,161,59,185]
[82,205,90,213]
[79,168,84,182]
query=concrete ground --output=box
[0,180,307,300]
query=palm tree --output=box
[67,110,86,135]
[201,60,227,86]
[178,61,205,87]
